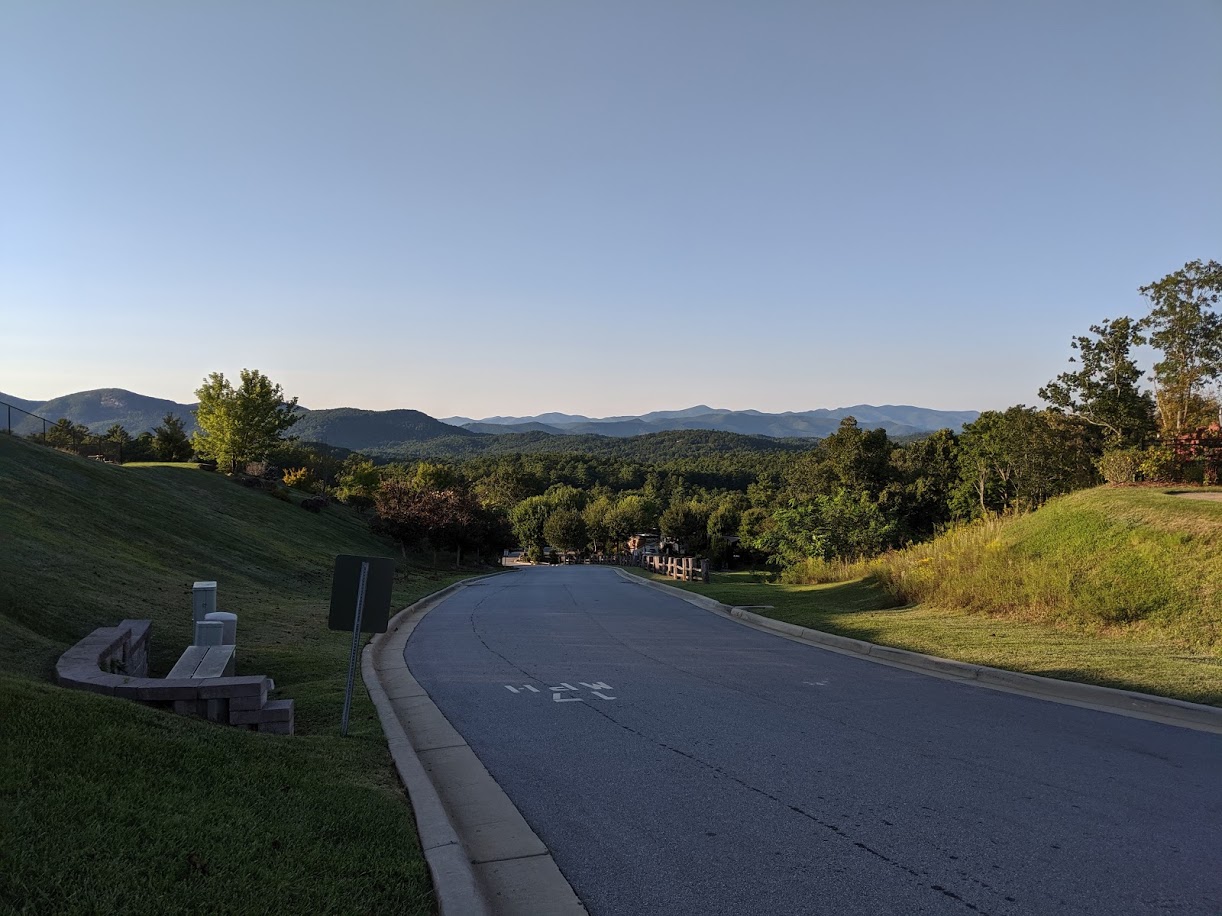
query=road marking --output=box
[504,680,617,701]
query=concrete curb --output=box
[363,572,588,916]
[364,580,490,916]
[614,568,1222,735]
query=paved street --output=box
[404,566,1222,916]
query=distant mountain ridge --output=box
[1,387,979,455]
[1,388,197,436]
[443,404,978,439]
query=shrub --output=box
[283,467,315,491]
[1138,446,1182,483]
[1097,448,1143,485]
[779,556,874,585]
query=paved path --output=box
[404,566,1222,916]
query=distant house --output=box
[627,533,659,554]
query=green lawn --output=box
[0,435,488,914]
[629,568,1222,707]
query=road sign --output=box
[328,554,396,736]
[328,555,395,634]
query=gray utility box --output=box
[193,581,218,623]
[205,611,237,645]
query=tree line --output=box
[18,259,1219,573]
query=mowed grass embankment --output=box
[0,434,478,915]
[635,487,1222,706]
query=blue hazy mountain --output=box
[446,405,978,439]
[1,388,197,435]
[4,387,978,452]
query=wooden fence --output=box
[595,552,710,583]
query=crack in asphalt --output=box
[577,699,998,915]
[456,576,1014,915]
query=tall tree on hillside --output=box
[1039,317,1157,447]
[1138,259,1222,435]
[335,454,382,510]
[884,428,961,537]
[785,417,893,501]
[153,413,194,461]
[44,418,89,453]
[956,407,1097,515]
[192,370,299,473]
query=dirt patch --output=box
[1173,492,1222,502]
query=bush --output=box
[1139,446,1182,483]
[779,556,875,585]
[1097,448,1143,485]
[283,467,316,491]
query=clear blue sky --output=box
[2,1,1219,418]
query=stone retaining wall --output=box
[55,620,294,735]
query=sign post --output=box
[328,554,396,737]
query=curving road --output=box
[404,566,1222,916]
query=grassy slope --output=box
[633,487,1222,706]
[0,435,476,914]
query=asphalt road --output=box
[404,566,1222,916]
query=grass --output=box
[629,486,1222,707]
[0,434,490,914]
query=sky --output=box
[2,1,1219,419]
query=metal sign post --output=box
[340,560,370,737]
[328,554,396,737]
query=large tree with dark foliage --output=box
[1039,317,1157,447]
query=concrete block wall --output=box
[55,620,293,735]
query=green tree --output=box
[883,428,961,537]
[335,455,382,510]
[510,496,552,554]
[785,417,893,501]
[544,509,588,554]
[659,501,709,554]
[128,431,157,462]
[582,494,614,554]
[192,369,299,473]
[45,418,89,453]
[750,492,895,566]
[153,413,194,461]
[1039,317,1157,446]
[103,424,133,463]
[956,407,1097,515]
[604,494,658,550]
[1138,259,1222,435]
[411,461,460,492]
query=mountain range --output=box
[0,388,978,456]
[443,404,979,439]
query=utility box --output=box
[205,611,238,646]
[194,620,224,646]
[193,581,218,623]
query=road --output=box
[403,566,1222,916]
